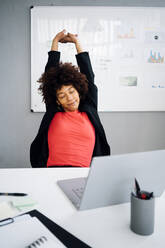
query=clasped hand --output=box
[54,29,78,44]
[51,29,82,53]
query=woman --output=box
[30,30,110,168]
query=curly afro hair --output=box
[38,62,88,106]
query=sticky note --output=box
[0,201,19,220]
[11,196,37,210]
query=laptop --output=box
[57,149,165,210]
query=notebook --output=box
[0,215,65,247]
[57,149,165,210]
[0,210,91,248]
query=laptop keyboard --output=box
[72,187,85,199]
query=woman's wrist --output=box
[51,39,59,51]
[75,40,83,54]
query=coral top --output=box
[47,111,95,167]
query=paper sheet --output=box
[0,216,66,247]
[0,201,19,220]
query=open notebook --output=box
[0,215,65,247]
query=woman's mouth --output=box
[68,101,76,106]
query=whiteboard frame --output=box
[31,6,165,112]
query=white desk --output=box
[0,168,165,248]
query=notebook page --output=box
[0,217,66,248]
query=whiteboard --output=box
[31,6,165,112]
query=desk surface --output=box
[0,168,165,248]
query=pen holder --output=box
[130,192,155,235]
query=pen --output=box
[134,178,153,200]
[0,192,27,196]
[135,178,141,198]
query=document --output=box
[0,215,66,247]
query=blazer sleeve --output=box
[44,51,60,110]
[76,52,98,109]
[45,51,60,72]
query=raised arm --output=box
[45,30,67,72]
[51,29,67,51]
[61,32,95,83]
[60,32,83,54]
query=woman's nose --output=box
[67,94,73,100]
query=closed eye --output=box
[69,90,75,94]
[58,94,65,99]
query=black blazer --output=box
[30,51,110,167]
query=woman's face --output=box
[56,85,80,112]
